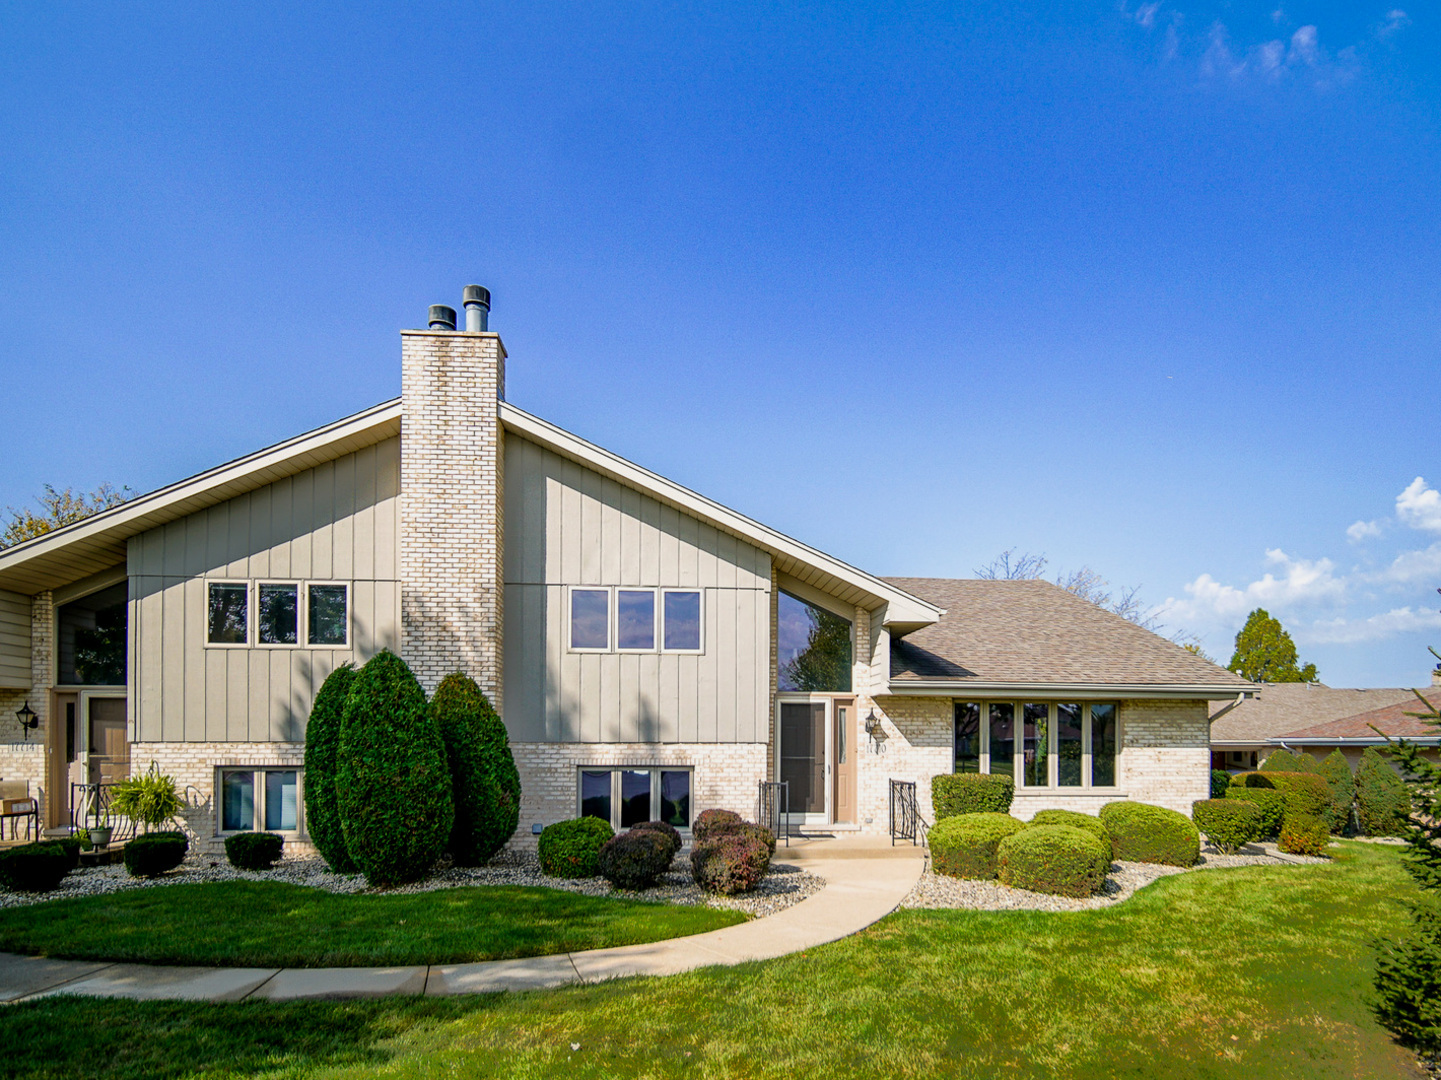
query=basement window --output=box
[578,767,692,830]
[219,767,301,834]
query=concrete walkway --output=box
[0,839,926,1003]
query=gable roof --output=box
[882,577,1252,696]
[1208,683,1419,744]
[1273,688,1441,745]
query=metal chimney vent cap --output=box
[428,304,457,331]
[462,285,491,310]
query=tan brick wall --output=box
[856,695,950,830]
[400,329,506,704]
[0,593,52,807]
[509,741,769,850]
[1114,698,1211,815]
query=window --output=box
[57,581,128,684]
[616,590,655,650]
[219,768,301,834]
[308,584,348,646]
[258,583,299,645]
[208,583,248,645]
[662,590,702,652]
[570,589,610,650]
[577,767,692,830]
[777,590,851,692]
[955,701,1120,790]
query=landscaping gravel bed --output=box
[0,848,824,919]
[901,841,1331,913]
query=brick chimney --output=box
[399,288,506,706]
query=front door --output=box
[86,696,129,786]
[779,700,826,819]
[832,697,856,825]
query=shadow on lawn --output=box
[1,994,499,1080]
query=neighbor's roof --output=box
[881,577,1253,697]
[1272,689,1441,745]
[1208,683,1419,745]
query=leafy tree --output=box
[1371,647,1441,1051]
[2,483,133,549]
[1226,608,1318,683]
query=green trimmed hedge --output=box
[1098,801,1200,867]
[996,825,1110,898]
[1211,769,1232,799]
[1260,748,1320,773]
[0,843,70,892]
[597,829,673,890]
[1266,772,1334,831]
[929,813,1025,880]
[124,832,188,878]
[931,774,1015,819]
[1027,809,1111,849]
[337,650,454,886]
[1278,813,1330,857]
[538,817,615,878]
[431,671,521,866]
[1357,747,1411,837]
[1225,787,1285,838]
[303,663,358,873]
[225,832,285,871]
[1192,798,1261,854]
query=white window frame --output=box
[215,766,305,837]
[255,581,302,649]
[575,765,694,831]
[957,700,1123,792]
[660,588,705,654]
[567,586,613,653]
[614,589,658,653]
[205,580,252,648]
[305,581,351,649]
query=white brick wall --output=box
[0,592,52,811]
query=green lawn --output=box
[1,842,1424,1080]
[0,881,745,967]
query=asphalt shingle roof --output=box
[1208,683,1419,743]
[882,578,1250,689]
[1275,689,1441,741]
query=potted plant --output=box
[88,803,114,849]
[111,762,185,835]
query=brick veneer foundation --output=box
[0,592,53,812]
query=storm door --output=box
[779,700,827,820]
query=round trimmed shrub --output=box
[931,773,1015,818]
[1027,809,1111,849]
[1098,801,1200,867]
[1265,772,1334,831]
[929,813,1025,880]
[1357,747,1411,837]
[1211,769,1232,799]
[1278,813,1330,857]
[430,672,521,866]
[1225,787,1285,838]
[691,834,770,895]
[337,650,454,886]
[692,809,744,843]
[225,831,285,871]
[1192,798,1262,854]
[303,662,358,873]
[597,829,673,890]
[1232,770,1276,789]
[0,843,70,893]
[538,817,615,878]
[996,825,1110,898]
[124,832,188,878]
[630,820,682,865]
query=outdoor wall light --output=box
[864,710,888,754]
[15,701,38,741]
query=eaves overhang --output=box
[1270,736,1441,747]
[884,680,1255,700]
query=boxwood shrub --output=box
[1192,798,1261,854]
[1225,787,1286,839]
[691,834,770,895]
[430,671,521,866]
[597,829,673,890]
[337,650,454,886]
[124,832,188,878]
[538,817,615,878]
[1211,769,1232,799]
[1278,812,1330,857]
[929,813,1025,880]
[630,820,682,864]
[931,773,1015,819]
[225,831,285,871]
[1097,801,1200,867]
[303,662,358,873]
[692,809,744,843]
[996,825,1110,898]
[1027,809,1111,849]
[0,842,71,892]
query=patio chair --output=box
[0,780,39,842]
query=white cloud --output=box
[1288,25,1321,66]
[1347,518,1384,542]
[1162,548,1344,624]
[1369,542,1441,587]
[1303,607,1441,645]
[1378,9,1411,40]
[1397,477,1441,533]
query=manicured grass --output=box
[2,843,1424,1079]
[0,881,745,967]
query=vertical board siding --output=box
[503,436,772,744]
[128,437,401,743]
[0,589,31,688]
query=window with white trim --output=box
[566,588,704,654]
[953,701,1119,789]
[208,582,249,645]
[204,580,349,649]
[578,767,692,830]
[219,767,303,834]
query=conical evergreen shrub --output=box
[1319,749,1356,835]
[303,663,358,872]
[431,671,521,865]
[1357,746,1411,837]
[337,650,454,885]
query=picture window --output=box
[954,701,1119,790]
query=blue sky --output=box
[1,2,1437,686]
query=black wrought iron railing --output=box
[888,779,928,846]
[757,780,791,847]
[69,782,136,843]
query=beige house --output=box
[0,292,1253,852]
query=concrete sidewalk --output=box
[0,847,925,1003]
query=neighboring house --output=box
[1270,686,1441,769]
[1208,683,1422,772]
[0,293,1253,852]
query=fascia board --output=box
[884,681,1256,700]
